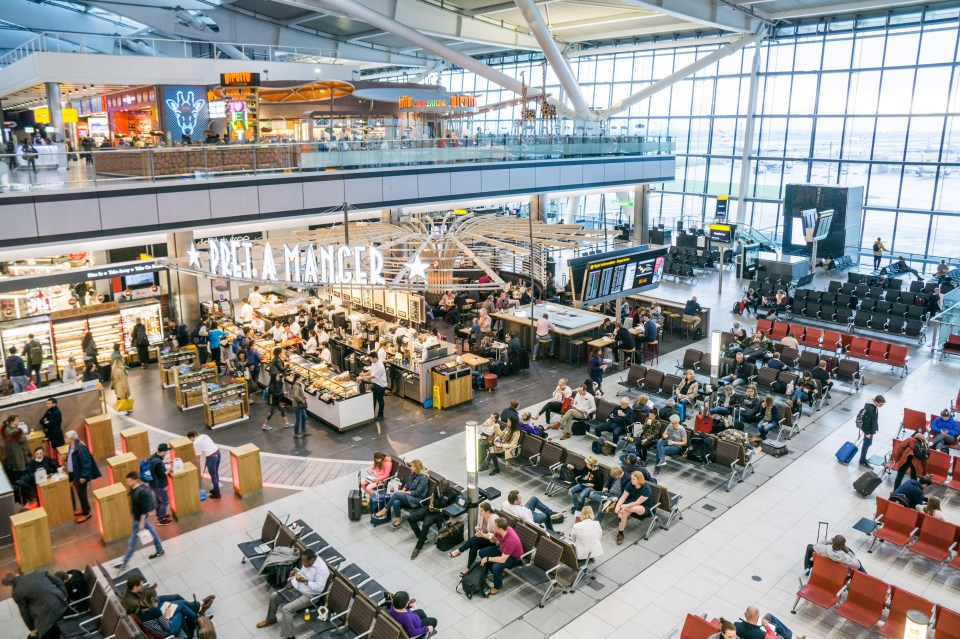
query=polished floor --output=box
[2,265,958,638]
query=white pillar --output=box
[632,185,650,244]
[564,195,581,224]
[45,82,63,142]
[736,43,762,226]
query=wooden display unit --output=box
[169,437,194,464]
[157,347,200,388]
[106,452,139,484]
[94,483,130,544]
[174,366,219,410]
[120,426,150,461]
[431,364,473,409]
[230,443,262,499]
[11,508,52,571]
[26,430,46,456]
[85,413,116,459]
[37,473,73,528]
[202,381,250,430]
[168,462,200,518]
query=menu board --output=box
[362,287,373,310]
[373,290,385,313]
[396,291,409,319]
[385,291,396,316]
[570,246,668,306]
[408,295,422,324]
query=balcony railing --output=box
[0,136,675,194]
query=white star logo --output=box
[405,255,428,281]
[187,242,201,269]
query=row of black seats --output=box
[795,289,929,319]
[792,303,926,342]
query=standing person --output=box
[39,398,64,449]
[81,331,98,372]
[248,286,264,309]
[289,373,309,438]
[357,351,387,422]
[65,430,100,523]
[477,518,524,595]
[256,549,329,639]
[2,416,30,491]
[262,372,291,431]
[872,237,887,270]
[533,313,554,361]
[187,430,221,499]
[131,318,150,369]
[110,344,132,413]
[238,298,254,325]
[858,395,885,468]
[61,357,78,383]
[24,334,44,387]
[388,591,437,638]
[5,346,30,394]
[892,432,928,490]
[2,570,70,639]
[114,471,164,571]
[146,444,173,526]
[570,505,604,561]
[588,348,606,391]
[207,322,227,372]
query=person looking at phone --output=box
[257,549,329,639]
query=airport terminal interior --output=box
[2,0,960,638]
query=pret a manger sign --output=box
[192,240,385,285]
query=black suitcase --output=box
[853,470,882,498]
[761,440,788,457]
[572,421,590,436]
[347,489,362,521]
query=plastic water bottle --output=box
[304,609,311,621]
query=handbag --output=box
[435,520,465,551]
[560,397,572,414]
[117,398,134,412]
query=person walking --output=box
[3,570,70,639]
[872,237,887,271]
[262,372,291,431]
[114,471,165,571]
[187,430,221,499]
[289,373,309,438]
[131,318,150,368]
[858,395,885,468]
[65,430,100,523]
[110,344,132,414]
[24,334,45,387]
[146,444,173,526]
[81,331,98,372]
[358,351,387,422]
[5,346,30,394]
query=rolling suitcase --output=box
[761,440,788,457]
[347,489,363,521]
[853,470,882,498]
[694,414,714,434]
[835,441,858,465]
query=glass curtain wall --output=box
[438,6,960,270]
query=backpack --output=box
[138,458,154,483]
[855,407,866,431]
[913,438,930,462]
[457,562,488,599]
[873,241,881,252]
[591,439,603,455]
[28,342,43,366]
[685,435,714,463]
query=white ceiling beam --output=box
[283,11,331,26]
[599,30,764,119]
[769,0,923,20]
[567,33,739,57]
[466,0,557,16]
[619,0,762,33]
[513,0,591,116]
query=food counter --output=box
[431,362,473,409]
[0,316,56,383]
[284,353,374,432]
[157,346,200,387]
[627,294,711,337]
[0,382,106,456]
[202,381,249,429]
[50,303,125,377]
[174,365,219,410]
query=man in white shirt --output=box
[270,321,285,342]
[257,549,329,639]
[501,489,562,532]
[319,344,332,364]
[187,430,221,499]
[555,385,596,440]
[238,298,254,325]
[533,313,555,361]
[358,352,388,422]
[248,286,264,309]
[289,318,301,339]
[251,314,266,334]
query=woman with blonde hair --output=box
[110,344,132,413]
[614,471,653,545]
[673,369,699,415]
[570,505,604,561]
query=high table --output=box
[490,302,610,361]
[628,294,711,338]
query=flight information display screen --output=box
[570,246,668,306]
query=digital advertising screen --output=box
[569,246,668,306]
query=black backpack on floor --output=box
[457,562,488,599]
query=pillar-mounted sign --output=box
[715,195,729,220]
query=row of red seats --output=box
[679,614,721,639]
[794,553,959,636]
[757,319,909,375]
[897,407,960,453]
[869,496,960,571]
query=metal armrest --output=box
[521,549,536,560]
[529,453,541,465]
[79,614,105,630]
[549,462,562,473]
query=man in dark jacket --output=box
[65,430,100,523]
[858,395,885,468]
[115,471,165,571]
[3,570,70,639]
[594,397,635,444]
[721,352,750,388]
[147,444,173,526]
[890,475,932,509]
[408,479,460,559]
[39,398,64,449]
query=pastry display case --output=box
[173,365,219,410]
[50,304,125,376]
[202,381,249,429]
[0,316,56,383]
[120,300,164,364]
[282,353,373,432]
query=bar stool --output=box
[619,347,636,368]
[664,312,681,334]
[642,341,659,365]
[681,316,699,339]
[568,339,585,366]
[535,337,554,360]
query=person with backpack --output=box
[5,346,30,394]
[24,334,44,387]
[64,430,100,523]
[872,237,887,270]
[131,319,150,369]
[476,517,524,595]
[857,395,885,468]
[892,432,929,489]
[256,548,328,639]
[144,444,173,526]
[115,470,164,571]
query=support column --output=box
[381,208,402,225]
[632,185,651,244]
[736,42,762,226]
[166,232,201,325]
[529,194,546,222]
[45,83,63,142]
[564,195,581,224]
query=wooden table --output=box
[36,474,73,528]
[168,462,200,518]
[588,336,614,349]
[11,508,52,571]
[491,302,610,360]
[120,426,150,461]
[94,483,130,544]
[460,353,490,369]
[85,414,116,459]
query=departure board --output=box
[570,246,668,306]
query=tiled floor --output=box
[2,267,958,639]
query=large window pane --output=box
[877,69,915,114]
[861,210,896,253]
[928,214,960,259]
[789,75,817,115]
[892,212,931,257]
[817,73,850,114]
[852,34,885,68]
[884,31,920,66]
[912,67,951,114]
[822,36,854,70]
[918,26,958,65]
[849,70,881,114]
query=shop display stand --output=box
[202,381,249,429]
[0,316,56,382]
[157,347,199,388]
[50,303,125,376]
[120,300,164,364]
[174,365,219,410]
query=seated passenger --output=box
[780,332,799,350]
[655,415,688,468]
[890,475,932,509]
[568,456,602,513]
[614,471,653,545]
[136,587,202,639]
[477,518,524,595]
[450,502,496,571]
[790,371,819,413]
[537,378,572,423]
[710,618,737,639]
[570,505,604,561]
[487,418,520,476]
[928,409,958,451]
[359,452,393,497]
[921,496,946,521]
[805,534,865,573]
[388,591,437,638]
[757,396,780,440]
[673,369,699,412]
[501,489,563,532]
[593,397,635,444]
[377,459,429,527]
[765,352,786,371]
[257,549,329,639]
[554,385,596,440]
[122,574,214,616]
[709,386,740,424]
[408,479,460,559]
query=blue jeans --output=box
[294,406,308,435]
[763,613,793,639]
[533,335,552,359]
[569,485,596,510]
[525,496,556,531]
[709,407,731,416]
[387,492,421,517]
[205,451,221,494]
[153,485,169,521]
[10,375,29,394]
[122,519,163,565]
[656,440,681,464]
[758,420,777,438]
[791,389,809,403]
[478,545,523,589]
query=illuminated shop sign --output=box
[220,72,260,87]
[399,95,477,110]
[160,85,208,143]
[189,241,387,286]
